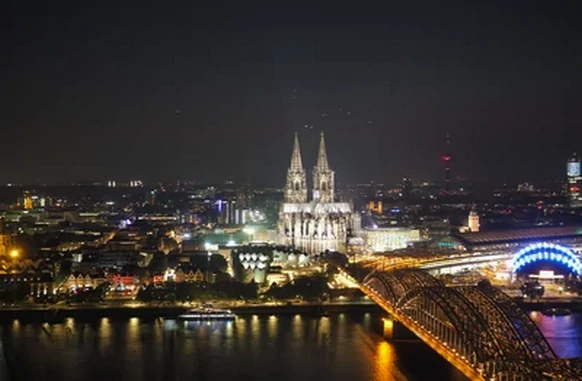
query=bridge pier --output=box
[382,317,394,339]
[382,317,416,340]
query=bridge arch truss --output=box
[363,269,582,380]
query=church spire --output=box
[290,132,303,171]
[316,131,329,170]
[284,133,307,203]
[312,131,335,203]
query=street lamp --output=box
[9,249,19,259]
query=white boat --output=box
[177,308,236,320]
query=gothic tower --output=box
[312,132,335,203]
[284,133,308,203]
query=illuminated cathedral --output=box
[278,132,359,254]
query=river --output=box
[1,312,580,381]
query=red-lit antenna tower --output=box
[442,134,452,193]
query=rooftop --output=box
[452,226,582,247]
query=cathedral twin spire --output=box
[312,132,335,203]
[284,133,308,203]
[284,132,335,203]
[290,133,304,171]
[316,131,330,171]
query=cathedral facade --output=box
[278,132,358,255]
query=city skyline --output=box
[4,2,582,379]
[0,139,578,189]
[3,1,581,185]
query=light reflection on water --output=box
[530,311,582,358]
[3,314,467,381]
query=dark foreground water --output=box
[2,312,581,381]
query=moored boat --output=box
[177,308,236,320]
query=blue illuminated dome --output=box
[511,242,582,275]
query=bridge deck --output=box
[337,266,582,381]
[361,281,484,380]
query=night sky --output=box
[3,1,581,186]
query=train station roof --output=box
[451,226,582,248]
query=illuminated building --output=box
[231,245,310,283]
[363,227,423,252]
[278,132,359,254]
[0,219,14,256]
[16,192,52,210]
[567,153,582,207]
[165,267,211,283]
[367,200,383,215]
[21,192,33,210]
[0,271,54,296]
[217,198,238,224]
[468,209,480,233]
[63,272,107,290]
[517,182,534,192]
[215,187,254,225]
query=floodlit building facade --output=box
[231,245,310,283]
[278,133,359,254]
[363,227,424,252]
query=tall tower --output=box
[442,134,452,193]
[468,209,480,232]
[284,133,308,203]
[567,153,582,207]
[312,132,335,202]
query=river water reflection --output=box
[4,313,467,381]
[3,312,581,381]
[530,311,582,358]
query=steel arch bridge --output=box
[359,269,582,381]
